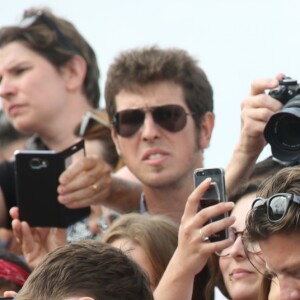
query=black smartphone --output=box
[14,140,90,228]
[194,167,228,242]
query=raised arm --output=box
[154,178,235,300]
[225,75,284,193]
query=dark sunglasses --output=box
[113,104,193,138]
[252,193,300,222]
[20,11,79,54]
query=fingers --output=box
[87,205,103,235]
[58,181,111,208]
[240,101,281,141]
[59,156,111,186]
[275,73,286,81]
[9,207,19,220]
[181,178,211,220]
[182,178,235,224]
[58,156,112,207]
[242,94,282,116]
[20,221,38,255]
[246,76,283,122]
[3,291,18,298]
[198,200,235,218]
[199,214,235,243]
[250,77,279,95]
[49,228,67,251]
[11,219,22,244]
[237,76,284,156]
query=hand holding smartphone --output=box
[194,167,228,242]
[14,140,90,228]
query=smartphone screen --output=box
[194,167,228,242]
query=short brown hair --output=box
[0,7,100,107]
[15,240,153,300]
[104,46,213,129]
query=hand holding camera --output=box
[265,77,300,165]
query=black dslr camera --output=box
[264,77,300,165]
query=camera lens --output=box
[275,114,300,150]
[196,171,205,176]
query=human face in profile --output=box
[0,41,69,135]
[260,233,300,300]
[219,193,265,300]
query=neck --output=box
[142,150,205,224]
[143,180,195,224]
[36,95,93,151]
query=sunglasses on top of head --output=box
[20,11,79,54]
[252,192,300,222]
[112,104,195,138]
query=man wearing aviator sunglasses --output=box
[105,46,221,299]
[105,46,215,224]
[112,104,194,138]
[246,166,300,299]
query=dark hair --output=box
[0,7,100,107]
[206,159,287,300]
[15,240,153,300]
[246,166,300,242]
[105,46,213,129]
[248,156,286,183]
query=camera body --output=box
[268,77,300,105]
[264,77,300,164]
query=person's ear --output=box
[62,55,87,92]
[111,127,121,156]
[198,112,215,149]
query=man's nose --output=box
[141,112,160,141]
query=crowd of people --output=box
[0,6,299,300]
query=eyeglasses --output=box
[20,11,79,54]
[113,104,193,138]
[216,228,261,257]
[252,193,300,222]
[78,111,111,139]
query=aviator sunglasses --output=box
[252,192,300,222]
[112,104,194,138]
